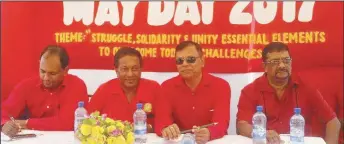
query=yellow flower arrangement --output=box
[76,111,134,144]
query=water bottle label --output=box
[134,129,147,135]
[135,137,147,143]
[252,132,266,139]
[74,117,85,131]
[252,125,266,139]
[290,136,304,142]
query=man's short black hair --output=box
[175,41,203,57]
[114,47,143,68]
[262,42,291,62]
[40,45,69,69]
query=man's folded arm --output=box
[154,84,173,136]
[236,90,255,137]
[208,82,231,140]
[1,82,28,125]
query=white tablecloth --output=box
[1,130,326,144]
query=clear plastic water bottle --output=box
[74,101,87,133]
[180,133,196,144]
[290,108,305,144]
[134,103,147,144]
[252,105,267,144]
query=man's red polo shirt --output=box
[1,74,89,130]
[237,74,336,135]
[87,78,161,128]
[155,73,231,140]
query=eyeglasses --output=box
[264,58,292,65]
[176,56,199,65]
[118,67,141,73]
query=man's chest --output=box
[26,89,68,118]
[102,92,156,121]
[169,87,216,118]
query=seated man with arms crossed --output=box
[88,47,161,133]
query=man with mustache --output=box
[1,45,89,137]
[88,47,161,133]
[155,41,231,144]
[236,42,341,144]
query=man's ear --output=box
[201,55,205,67]
[63,66,69,76]
[262,62,267,72]
[114,67,120,77]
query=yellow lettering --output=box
[288,33,298,44]
[319,32,326,43]
[221,34,227,44]
[112,47,120,56]
[256,49,262,59]
[230,49,236,58]
[299,32,305,43]
[305,32,313,43]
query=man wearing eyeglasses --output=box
[87,47,161,133]
[155,41,231,144]
[236,42,340,144]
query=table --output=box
[1,130,326,144]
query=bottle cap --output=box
[294,108,301,114]
[256,106,263,112]
[137,103,143,109]
[78,101,84,107]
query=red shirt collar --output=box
[174,71,212,88]
[36,76,67,91]
[256,73,299,92]
[110,79,127,95]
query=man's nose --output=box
[278,61,286,68]
[43,73,51,80]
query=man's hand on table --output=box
[267,130,281,144]
[1,121,21,137]
[15,120,28,129]
[147,124,153,133]
[162,123,181,140]
[192,126,210,144]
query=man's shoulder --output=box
[98,78,120,89]
[241,75,263,93]
[161,75,180,88]
[14,76,40,88]
[206,73,230,87]
[65,74,86,86]
[140,78,160,88]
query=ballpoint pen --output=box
[180,122,218,134]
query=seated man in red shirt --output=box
[87,47,161,133]
[236,42,341,144]
[1,45,89,137]
[155,41,231,144]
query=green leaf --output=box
[83,119,92,125]
[90,111,100,117]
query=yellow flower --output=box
[126,132,135,144]
[91,126,104,137]
[107,125,116,133]
[115,135,127,144]
[106,136,117,144]
[80,124,92,136]
[143,103,152,113]
[81,140,87,144]
[86,137,97,144]
[115,121,125,131]
[105,118,115,125]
